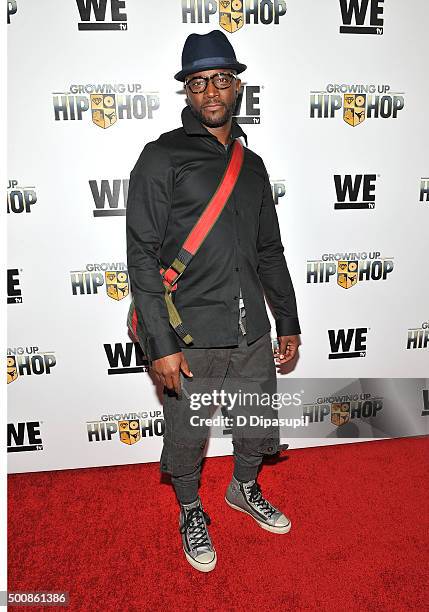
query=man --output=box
[126,30,301,573]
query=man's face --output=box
[184,68,241,128]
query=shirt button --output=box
[235,267,239,271]
[234,296,238,300]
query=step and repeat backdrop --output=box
[7,1,428,473]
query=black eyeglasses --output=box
[184,72,237,94]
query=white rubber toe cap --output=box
[274,513,291,528]
[184,548,217,572]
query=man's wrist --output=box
[147,331,181,362]
[275,317,301,337]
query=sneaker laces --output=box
[246,481,276,518]
[179,506,212,550]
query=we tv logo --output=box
[76,0,127,31]
[422,390,429,416]
[339,0,384,35]
[90,179,129,217]
[328,327,368,359]
[103,341,149,374]
[334,174,377,210]
[7,422,43,453]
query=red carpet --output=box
[8,437,429,611]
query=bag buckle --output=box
[160,259,186,292]
[158,267,175,289]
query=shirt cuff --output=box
[275,317,301,337]
[147,331,181,362]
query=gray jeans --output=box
[160,315,285,504]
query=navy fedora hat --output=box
[174,29,247,82]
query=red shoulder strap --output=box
[162,138,244,289]
[129,139,245,347]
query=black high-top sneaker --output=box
[225,476,291,534]
[179,497,217,572]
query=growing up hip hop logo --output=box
[70,262,129,301]
[52,83,159,129]
[306,251,394,289]
[7,180,37,214]
[303,392,383,427]
[7,346,57,384]
[420,177,429,204]
[406,322,429,350]
[310,84,404,126]
[181,0,287,32]
[86,411,164,446]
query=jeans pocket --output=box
[160,436,207,477]
[232,432,281,459]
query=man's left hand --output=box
[274,335,300,364]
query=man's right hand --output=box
[151,352,193,395]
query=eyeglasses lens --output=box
[188,73,233,93]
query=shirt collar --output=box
[181,104,248,147]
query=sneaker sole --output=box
[183,547,217,573]
[224,496,292,534]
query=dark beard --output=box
[186,97,236,128]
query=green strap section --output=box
[171,258,186,274]
[164,290,193,344]
[127,292,193,346]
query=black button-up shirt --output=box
[126,104,301,362]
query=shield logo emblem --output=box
[337,260,358,289]
[7,356,18,384]
[90,94,117,129]
[105,271,129,301]
[344,94,366,126]
[119,420,141,445]
[219,0,244,33]
[331,402,350,426]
